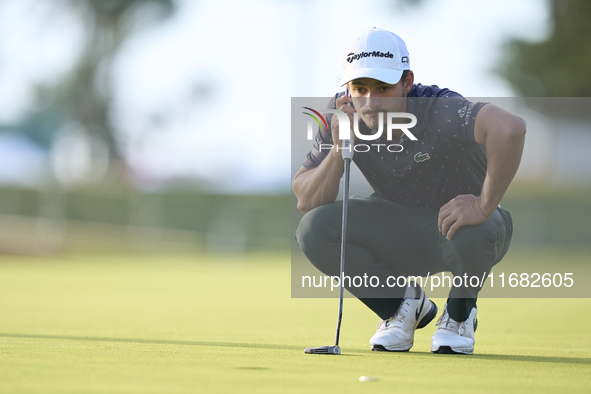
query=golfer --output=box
[293,27,525,354]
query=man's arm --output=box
[293,95,355,213]
[438,103,526,240]
[292,151,344,214]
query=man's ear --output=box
[404,71,414,94]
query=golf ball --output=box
[359,376,379,382]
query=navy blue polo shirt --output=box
[302,84,488,209]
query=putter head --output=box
[304,345,341,355]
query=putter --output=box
[305,92,354,356]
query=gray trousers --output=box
[295,194,513,321]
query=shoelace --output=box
[377,301,411,330]
[435,306,465,335]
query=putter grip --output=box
[341,139,354,160]
[341,97,354,160]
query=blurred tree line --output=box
[19,0,176,169]
[49,0,590,163]
[6,0,591,182]
[499,0,591,99]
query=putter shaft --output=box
[334,157,351,347]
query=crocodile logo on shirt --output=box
[414,152,431,162]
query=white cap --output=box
[340,27,410,86]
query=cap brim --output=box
[340,68,404,86]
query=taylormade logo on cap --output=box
[346,51,394,63]
[340,27,410,86]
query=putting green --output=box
[0,251,590,393]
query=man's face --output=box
[348,78,406,131]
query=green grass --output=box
[0,251,590,393]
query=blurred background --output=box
[0,0,590,256]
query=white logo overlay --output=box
[306,110,417,153]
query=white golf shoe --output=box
[430,303,477,354]
[369,291,438,352]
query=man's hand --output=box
[438,194,491,240]
[330,95,357,148]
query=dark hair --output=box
[400,70,411,85]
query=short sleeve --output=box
[302,96,338,170]
[427,97,488,143]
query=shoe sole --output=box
[371,301,438,352]
[432,345,473,355]
[371,344,410,352]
